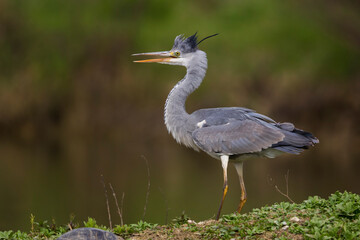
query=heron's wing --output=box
[192,119,284,155]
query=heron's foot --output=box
[216,184,228,220]
[237,198,247,213]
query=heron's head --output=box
[132,33,217,67]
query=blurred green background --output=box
[0,0,359,231]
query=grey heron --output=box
[132,33,319,220]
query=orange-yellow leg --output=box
[234,162,247,213]
[216,155,229,220]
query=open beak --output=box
[132,51,173,63]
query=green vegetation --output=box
[1,191,359,239]
[203,191,360,239]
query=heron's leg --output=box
[233,162,247,213]
[216,155,229,220]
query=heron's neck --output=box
[164,51,207,146]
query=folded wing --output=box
[192,119,284,155]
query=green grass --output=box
[1,191,359,239]
[203,191,360,239]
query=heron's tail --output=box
[271,122,319,154]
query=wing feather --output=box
[192,119,284,155]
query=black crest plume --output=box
[198,33,219,45]
[172,33,219,53]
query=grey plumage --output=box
[189,107,318,158]
[133,33,319,220]
[172,34,198,53]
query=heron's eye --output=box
[174,51,180,57]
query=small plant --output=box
[113,220,158,238]
[83,217,98,228]
[0,231,13,240]
[171,211,190,225]
[83,217,108,231]
[30,214,35,233]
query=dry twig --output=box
[268,170,295,203]
[101,175,112,229]
[121,192,125,223]
[109,183,124,226]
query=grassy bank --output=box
[1,191,359,239]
